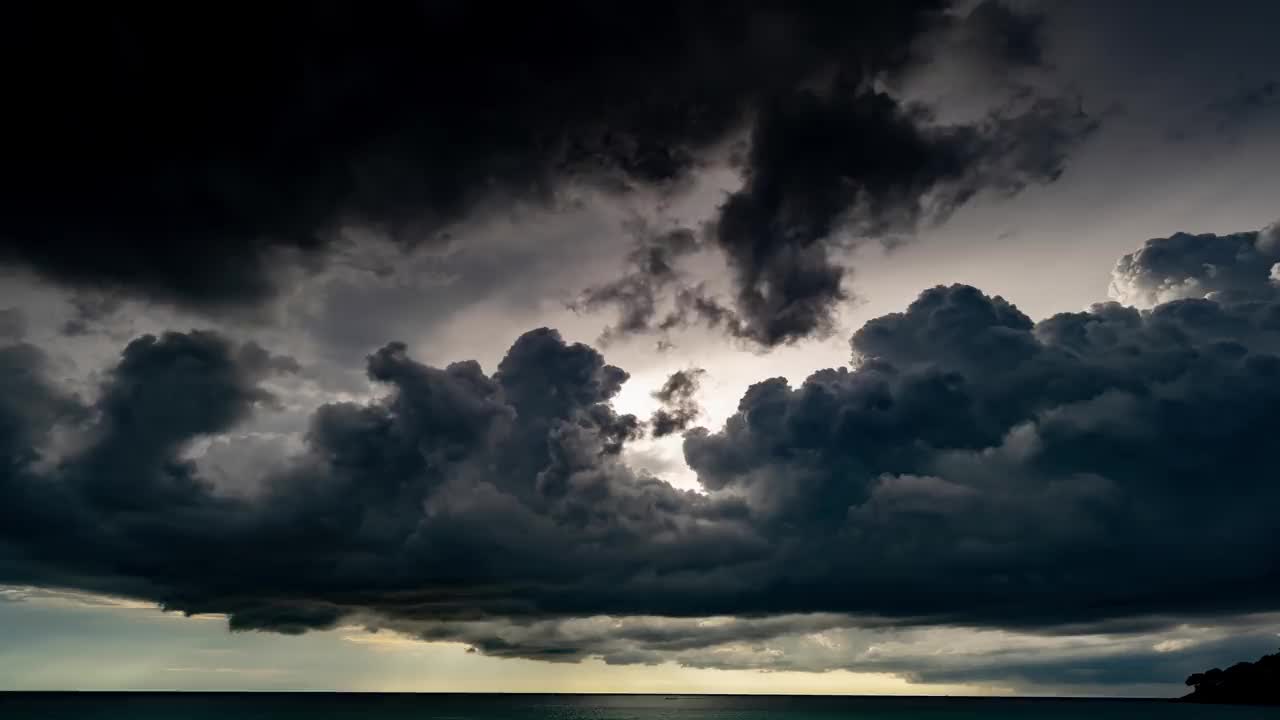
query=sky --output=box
[1,0,1279,698]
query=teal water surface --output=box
[0,694,1275,720]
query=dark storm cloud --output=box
[577,0,1092,347]
[649,368,706,437]
[683,252,1280,624]
[0,1,1089,336]
[4,223,1280,668]
[0,1,926,308]
[0,342,81,478]
[713,90,1092,345]
[582,101,1094,347]
[0,331,291,594]
[0,324,753,631]
[69,332,296,509]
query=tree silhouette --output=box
[1183,649,1280,705]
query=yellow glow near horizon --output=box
[337,641,1007,696]
[0,588,1009,695]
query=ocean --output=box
[0,694,1275,719]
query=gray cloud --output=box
[0,308,26,342]
[59,291,125,337]
[574,226,702,345]
[649,368,706,438]
[359,611,1280,695]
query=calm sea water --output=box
[0,694,1276,720]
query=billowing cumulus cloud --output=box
[684,241,1280,625]
[1110,222,1280,306]
[2,222,1280,664]
[0,325,754,630]
[0,1,1090,346]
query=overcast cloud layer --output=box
[0,0,1093,346]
